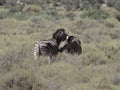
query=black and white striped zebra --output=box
[59,35,82,55]
[34,28,67,63]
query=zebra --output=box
[34,28,67,63]
[59,35,82,55]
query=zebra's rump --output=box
[66,42,82,54]
[34,40,58,57]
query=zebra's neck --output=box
[56,39,62,45]
[51,38,62,46]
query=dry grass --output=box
[0,4,120,90]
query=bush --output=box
[9,5,23,13]
[80,9,108,19]
[60,0,80,11]
[0,0,6,5]
[45,9,57,16]
[6,0,17,5]
[22,5,41,13]
[21,0,38,4]
[105,21,115,28]
[107,0,118,7]
[105,0,120,12]
[3,3,13,9]
[84,0,100,5]
[82,0,101,10]
[116,14,120,22]
[0,11,8,19]
[114,1,120,12]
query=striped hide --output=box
[59,36,82,55]
[34,28,67,63]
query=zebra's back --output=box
[34,39,59,60]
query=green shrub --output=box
[3,3,13,9]
[114,1,120,12]
[6,0,17,5]
[9,5,23,13]
[64,0,80,11]
[45,9,57,16]
[80,9,108,19]
[105,0,120,12]
[107,0,118,7]
[82,0,101,10]
[21,0,40,5]
[84,0,100,5]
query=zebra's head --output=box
[53,28,67,44]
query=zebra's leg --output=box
[34,50,37,60]
[50,55,56,63]
[34,54,37,60]
[53,56,57,62]
[34,45,39,60]
[48,56,51,64]
[48,55,55,64]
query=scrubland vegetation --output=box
[0,0,120,90]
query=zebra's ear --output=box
[53,30,58,39]
[61,28,65,32]
[57,28,65,33]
